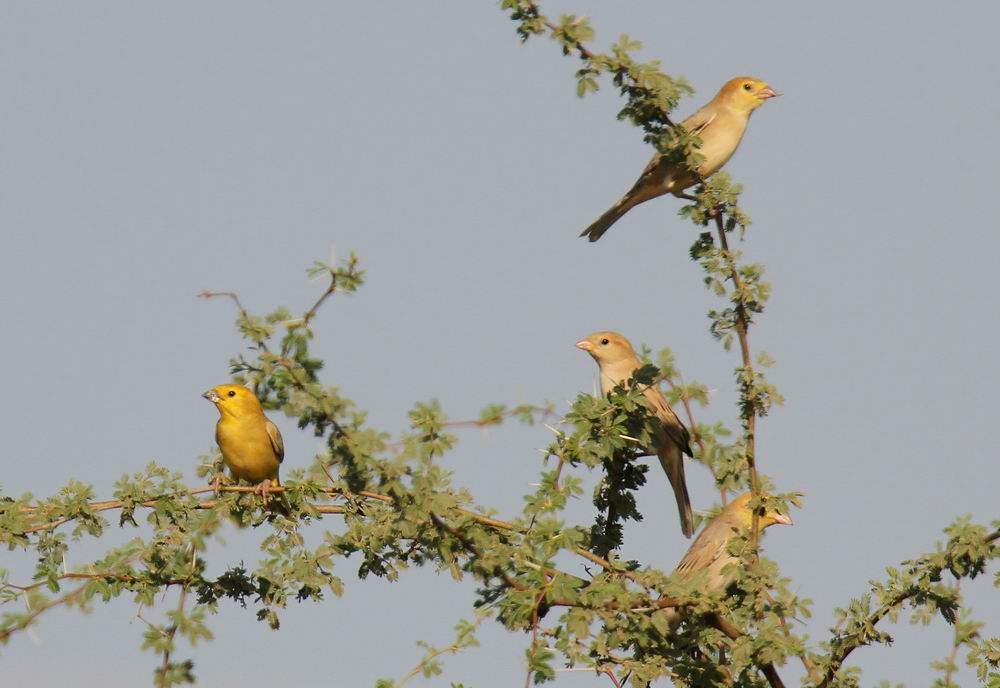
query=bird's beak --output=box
[759,87,780,99]
[773,512,793,526]
[576,340,594,352]
[202,390,221,403]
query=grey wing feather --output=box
[674,516,735,577]
[636,150,664,181]
[644,386,693,457]
[630,108,716,190]
[265,418,284,463]
[681,106,718,137]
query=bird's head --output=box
[718,77,779,113]
[576,331,636,367]
[202,384,263,418]
[727,492,794,529]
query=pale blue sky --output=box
[2,2,998,686]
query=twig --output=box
[441,405,555,430]
[196,291,247,319]
[430,510,785,687]
[524,588,548,688]
[942,581,961,688]
[713,213,760,545]
[393,614,486,688]
[0,583,91,643]
[706,615,786,688]
[302,274,339,326]
[2,571,187,596]
[662,371,728,506]
[765,590,816,678]
[600,668,623,688]
[18,486,349,534]
[197,291,270,357]
[279,271,340,360]
[817,530,1000,686]
[157,586,188,688]
[16,485,625,582]
[536,15,678,131]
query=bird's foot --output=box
[210,472,227,497]
[254,479,274,505]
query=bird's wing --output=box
[674,517,734,577]
[643,385,693,457]
[681,105,718,137]
[636,149,665,181]
[627,107,717,192]
[265,418,285,463]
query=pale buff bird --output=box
[661,492,792,626]
[577,331,695,538]
[581,76,778,242]
[202,384,285,502]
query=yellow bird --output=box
[577,331,695,538]
[662,491,792,626]
[580,76,778,242]
[202,384,284,501]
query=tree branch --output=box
[714,213,761,545]
[0,583,91,643]
[157,586,188,688]
[816,530,1000,686]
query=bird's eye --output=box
[743,83,753,91]
[227,390,236,397]
[600,338,610,345]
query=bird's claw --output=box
[210,472,227,497]
[254,479,274,505]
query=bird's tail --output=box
[657,444,694,538]
[270,495,291,517]
[269,475,292,517]
[579,194,636,242]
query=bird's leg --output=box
[677,192,698,202]
[254,479,274,505]
[210,472,227,496]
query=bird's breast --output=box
[215,419,280,483]
[696,116,749,177]
[599,370,621,396]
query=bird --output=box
[202,384,285,506]
[580,76,778,242]
[661,491,793,626]
[576,331,695,538]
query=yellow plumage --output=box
[202,384,284,495]
[662,492,792,626]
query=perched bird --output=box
[576,331,695,538]
[662,491,792,626]
[580,76,778,242]
[202,384,285,503]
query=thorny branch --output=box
[0,583,91,643]
[157,586,189,688]
[714,213,761,546]
[816,530,1000,687]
